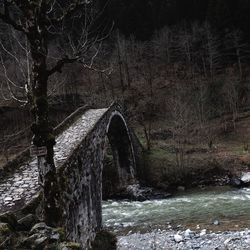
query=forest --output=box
[1,0,250,158]
[1,0,250,193]
[1,0,250,249]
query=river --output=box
[102,187,250,249]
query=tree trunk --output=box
[236,48,242,80]
[124,51,131,88]
[117,32,125,93]
[29,33,62,227]
[142,122,151,151]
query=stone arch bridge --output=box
[0,102,143,249]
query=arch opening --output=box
[102,113,135,199]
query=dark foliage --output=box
[100,0,250,40]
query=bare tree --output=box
[223,74,239,129]
[153,26,173,66]
[167,82,194,174]
[0,27,30,103]
[116,30,125,92]
[202,22,221,80]
[225,30,247,81]
[0,0,109,226]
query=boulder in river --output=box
[113,184,172,201]
[229,176,242,187]
[213,220,220,225]
[241,172,250,187]
[229,172,250,188]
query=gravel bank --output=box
[118,228,250,250]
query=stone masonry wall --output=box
[57,104,137,249]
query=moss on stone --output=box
[58,241,81,249]
[0,223,11,235]
[55,227,66,241]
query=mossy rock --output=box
[58,241,81,249]
[0,223,12,247]
[55,227,66,241]
[0,222,11,235]
[17,214,38,231]
[0,212,18,229]
[91,230,117,250]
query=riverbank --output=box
[136,113,250,192]
[103,186,250,247]
[117,228,250,250]
[103,187,250,249]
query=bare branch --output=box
[49,0,90,25]
[0,0,26,33]
[48,75,66,97]
[0,37,27,84]
[47,56,79,76]
[0,52,26,103]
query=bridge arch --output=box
[102,111,135,198]
[57,104,138,249]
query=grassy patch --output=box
[147,147,175,160]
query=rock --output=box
[126,184,148,201]
[34,236,48,247]
[241,172,250,182]
[21,233,42,248]
[117,229,250,249]
[245,237,250,244]
[18,214,37,231]
[120,184,171,201]
[0,212,18,229]
[241,172,250,186]
[58,242,81,250]
[4,197,13,201]
[230,173,250,188]
[177,186,185,192]
[174,234,183,243]
[30,222,50,234]
[200,229,207,236]
[229,176,242,187]
[0,222,12,247]
[51,232,60,241]
[22,223,62,250]
[22,233,52,249]
[55,227,66,241]
[184,229,194,238]
[30,223,62,242]
[213,220,220,225]
[224,238,232,245]
[0,222,11,235]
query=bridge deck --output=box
[0,108,107,213]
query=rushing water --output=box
[102,187,250,233]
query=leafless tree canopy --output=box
[0,0,113,226]
[0,0,111,104]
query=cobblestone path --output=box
[0,108,107,213]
